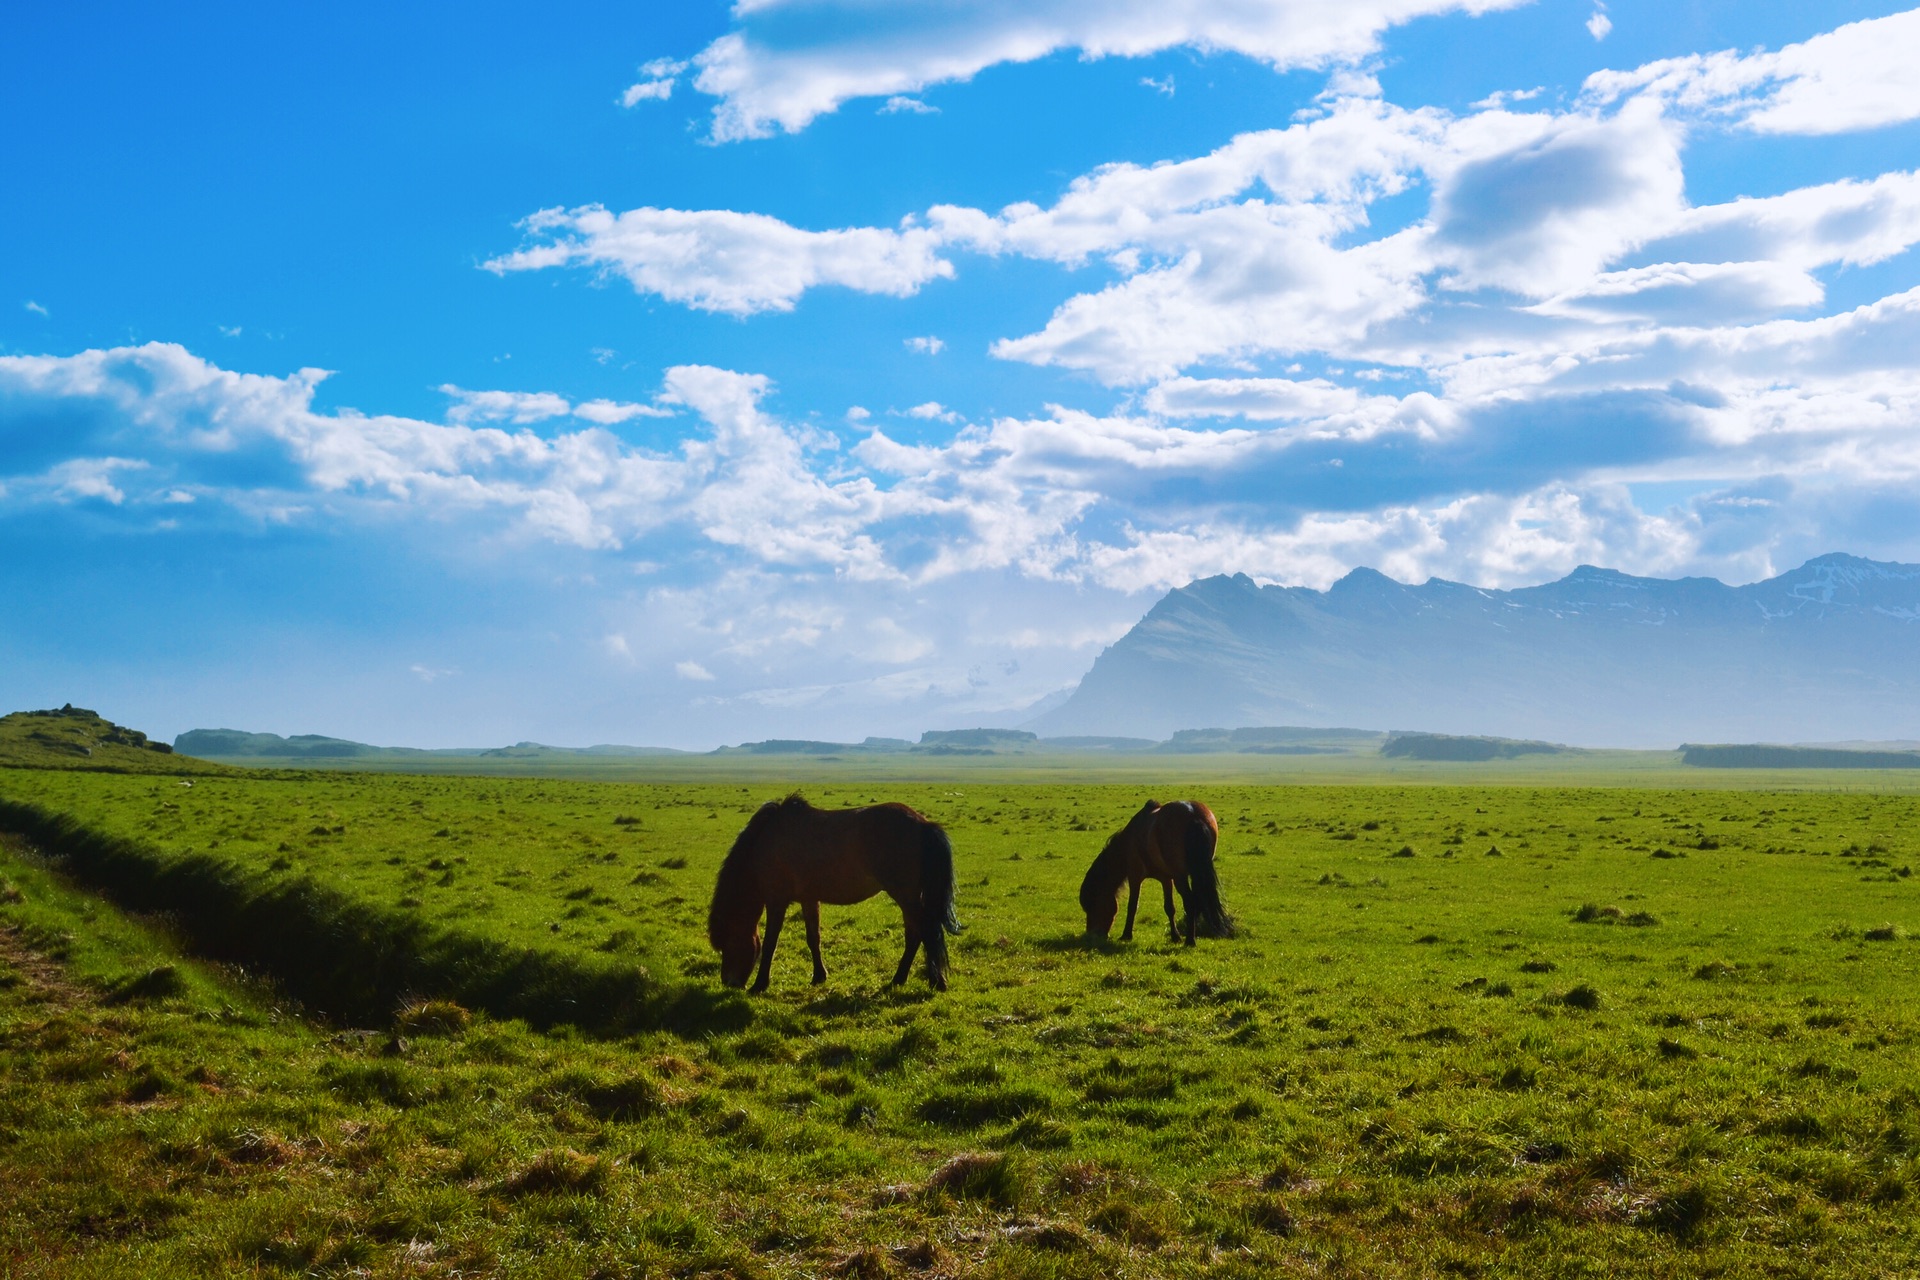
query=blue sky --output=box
[4,0,1919,748]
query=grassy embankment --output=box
[3,730,1920,1276]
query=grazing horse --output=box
[1079,799,1229,946]
[708,794,961,992]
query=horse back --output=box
[1147,800,1216,876]
[759,801,936,906]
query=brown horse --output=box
[1079,799,1229,946]
[708,794,961,992]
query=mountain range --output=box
[1028,554,1920,747]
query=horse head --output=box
[1078,857,1120,937]
[714,917,761,988]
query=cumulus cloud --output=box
[621,79,675,105]
[0,345,889,564]
[688,0,1528,140]
[5,335,1920,643]
[505,12,1920,399]
[484,205,954,315]
[1582,8,1920,135]
[440,385,572,424]
[573,398,676,424]
[441,385,675,426]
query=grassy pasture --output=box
[3,763,1920,1277]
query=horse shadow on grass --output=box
[798,984,934,1019]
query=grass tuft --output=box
[395,998,472,1035]
[925,1151,1028,1208]
[500,1147,608,1196]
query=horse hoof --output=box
[812,973,828,986]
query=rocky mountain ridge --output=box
[1029,554,1920,746]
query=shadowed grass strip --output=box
[0,798,749,1036]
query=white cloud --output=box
[689,0,1528,140]
[880,96,938,115]
[675,659,716,681]
[622,57,690,106]
[1582,9,1920,135]
[1640,170,1920,273]
[440,384,572,424]
[442,385,675,427]
[1145,376,1382,421]
[410,664,455,682]
[24,300,48,316]
[1528,260,1825,326]
[510,14,1920,397]
[48,457,144,505]
[484,205,954,315]
[1585,7,1611,42]
[1141,75,1175,96]
[904,335,945,355]
[905,401,961,422]
[573,398,675,424]
[621,79,675,106]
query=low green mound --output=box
[0,706,222,774]
[1681,744,1920,769]
[1382,732,1564,762]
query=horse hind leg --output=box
[892,915,923,987]
[1177,877,1196,947]
[751,901,789,993]
[1161,878,1180,942]
[802,901,828,986]
[1121,878,1143,941]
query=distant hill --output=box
[174,729,687,760]
[1,706,223,774]
[176,729,386,759]
[1030,553,1920,746]
[1680,744,1920,769]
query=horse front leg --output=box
[802,901,828,985]
[751,901,789,993]
[1121,879,1143,941]
[1161,878,1180,942]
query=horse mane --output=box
[1078,799,1159,912]
[708,793,812,948]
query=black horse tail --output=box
[1183,806,1233,938]
[920,822,962,988]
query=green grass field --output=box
[4,757,1919,1277]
